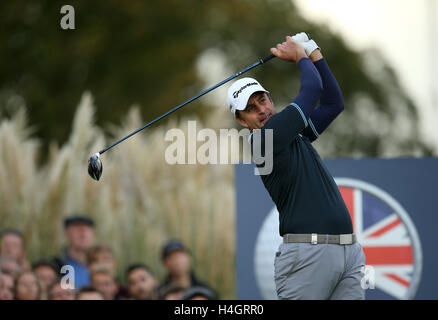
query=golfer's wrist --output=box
[296,51,308,63]
[309,49,323,62]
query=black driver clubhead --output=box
[88,152,102,181]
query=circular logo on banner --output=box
[253,178,423,300]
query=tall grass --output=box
[0,93,237,299]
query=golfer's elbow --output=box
[329,88,345,114]
[336,93,345,114]
[337,101,345,114]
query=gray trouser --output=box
[274,241,366,300]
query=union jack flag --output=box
[338,179,422,300]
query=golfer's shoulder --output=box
[268,104,307,128]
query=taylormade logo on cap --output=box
[227,77,268,114]
[232,82,258,98]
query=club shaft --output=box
[99,54,276,155]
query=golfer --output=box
[226,34,366,300]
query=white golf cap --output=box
[227,77,269,114]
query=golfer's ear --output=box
[235,112,248,128]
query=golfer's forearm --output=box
[293,58,323,119]
[314,59,344,108]
[304,58,344,135]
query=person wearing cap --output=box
[54,215,96,290]
[226,34,365,300]
[158,240,216,297]
[158,283,186,300]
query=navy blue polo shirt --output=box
[251,103,353,236]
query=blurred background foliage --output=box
[0,98,236,298]
[0,0,434,299]
[0,0,432,157]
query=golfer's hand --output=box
[270,36,307,63]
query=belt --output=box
[283,233,356,245]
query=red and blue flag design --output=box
[338,179,422,300]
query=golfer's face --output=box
[236,92,275,130]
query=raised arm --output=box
[302,49,345,141]
[255,37,322,154]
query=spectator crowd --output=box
[0,215,218,300]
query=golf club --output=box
[88,30,312,181]
[88,53,278,181]
[88,30,311,181]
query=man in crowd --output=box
[47,279,75,300]
[0,229,30,271]
[32,259,59,299]
[90,266,119,300]
[87,244,129,299]
[55,215,96,290]
[0,270,14,300]
[126,263,158,300]
[76,286,104,300]
[182,286,217,300]
[13,270,41,300]
[158,240,216,297]
[0,255,21,278]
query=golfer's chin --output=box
[250,121,266,130]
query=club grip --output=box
[261,54,275,64]
[261,33,311,64]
